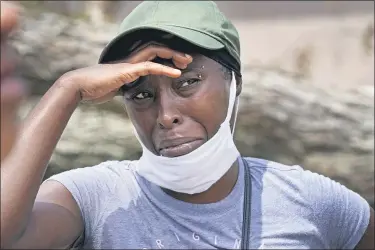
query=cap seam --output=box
[151,1,159,26]
[211,1,220,24]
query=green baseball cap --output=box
[98,1,240,67]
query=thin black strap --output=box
[241,157,252,249]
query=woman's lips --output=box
[159,139,204,157]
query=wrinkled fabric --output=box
[48,157,370,249]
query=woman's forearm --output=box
[1,77,81,245]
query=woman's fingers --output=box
[135,61,182,77]
[113,61,181,87]
[125,44,193,69]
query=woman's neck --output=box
[162,161,239,204]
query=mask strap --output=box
[224,72,237,124]
[232,98,239,135]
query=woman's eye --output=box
[180,79,199,88]
[133,92,153,100]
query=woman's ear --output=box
[235,75,242,97]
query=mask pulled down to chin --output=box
[130,72,240,195]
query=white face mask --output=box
[131,72,240,194]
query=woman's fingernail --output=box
[185,54,192,60]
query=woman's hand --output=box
[61,45,193,104]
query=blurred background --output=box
[10,1,374,206]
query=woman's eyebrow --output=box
[180,66,205,74]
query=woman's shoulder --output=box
[242,156,341,210]
[242,156,352,200]
[242,157,304,177]
[242,157,370,249]
[46,160,140,199]
[49,160,136,180]
[242,157,354,197]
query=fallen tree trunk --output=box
[10,12,117,95]
[12,13,374,205]
[237,68,374,205]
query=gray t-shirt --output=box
[48,157,370,249]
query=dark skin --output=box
[123,54,241,203]
[0,26,373,248]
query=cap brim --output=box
[98,24,224,63]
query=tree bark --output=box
[11,13,374,205]
[237,68,374,204]
[9,12,117,95]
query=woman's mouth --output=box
[159,139,204,157]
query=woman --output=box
[1,1,373,249]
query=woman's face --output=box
[123,54,241,157]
